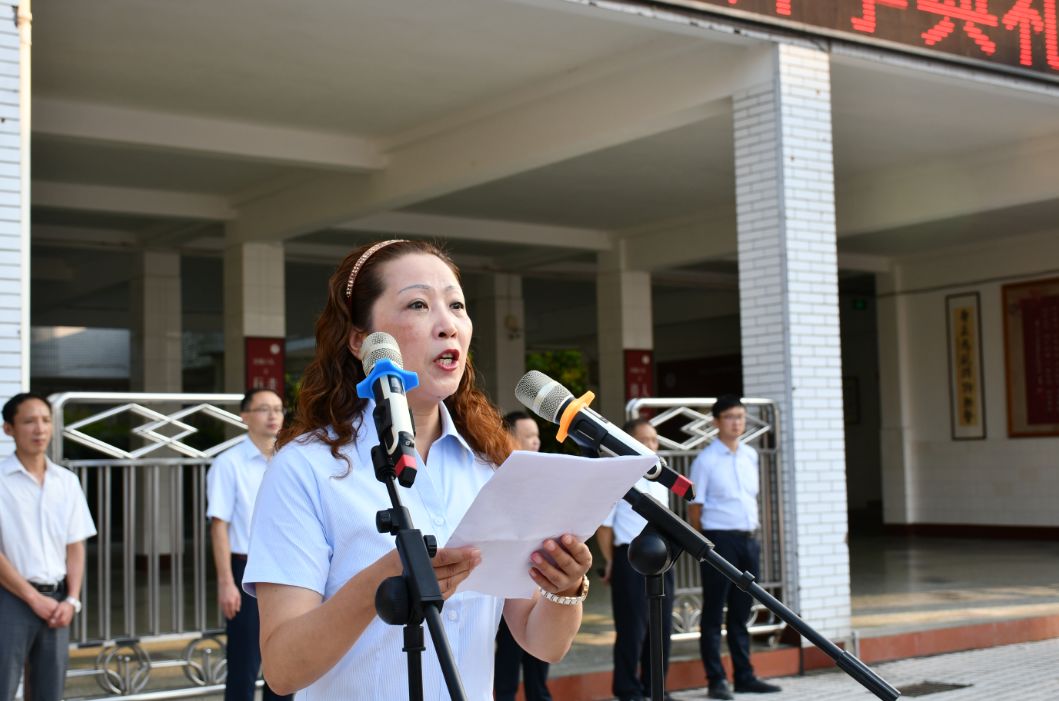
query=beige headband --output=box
[344,239,407,301]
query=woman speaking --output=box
[243,240,591,699]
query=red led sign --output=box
[660,0,1059,79]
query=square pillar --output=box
[473,273,526,412]
[733,43,850,640]
[596,245,652,423]
[130,250,182,392]
[223,237,285,393]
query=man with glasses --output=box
[207,389,290,701]
[687,395,780,699]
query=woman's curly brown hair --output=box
[277,240,513,467]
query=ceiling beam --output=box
[34,98,388,172]
[340,211,612,251]
[231,42,773,243]
[33,182,235,221]
[838,132,1059,237]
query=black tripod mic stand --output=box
[571,431,899,701]
[626,525,681,701]
[359,358,468,701]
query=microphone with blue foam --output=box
[356,332,419,487]
[515,370,695,502]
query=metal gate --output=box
[625,397,788,645]
[48,392,248,700]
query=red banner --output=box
[245,337,285,399]
[624,349,655,402]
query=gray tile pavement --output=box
[669,638,1059,700]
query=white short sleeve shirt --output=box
[243,401,503,701]
[688,440,760,532]
[0,454,97,584]
[206,435,269,555]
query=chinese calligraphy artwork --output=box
[946,292,986,439]
[1003,277,1059,437]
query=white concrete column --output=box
[472,273,526,412]
[128,250,182,559]
[733,43,851,640]
[130,250,182,392]
[876,271,913,525]
[596,244,652,424]
[223,236,285,393]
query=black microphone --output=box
[355,332,419,487]
[515,370,695,501]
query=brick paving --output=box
[669,637,1059,700]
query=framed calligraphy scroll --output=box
[1003,277,1059,437]
[946,293,985,440]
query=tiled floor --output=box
[61,534,1059,699]
[552,534,1059,679]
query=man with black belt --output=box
[596,419,676,701]
[687,395,781,700]
[207,389,290,701]
[0,393,96,701]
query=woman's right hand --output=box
[428,546,481,598]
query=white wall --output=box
[879,228,1059,526]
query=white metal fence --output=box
[625,397,788,645]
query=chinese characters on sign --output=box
[624,349,655,402]
[674,0,1059,78]
[946,293,985,439]
[1003,277,1059,437]
[1019,294,1059,423]
[245,337,285,400]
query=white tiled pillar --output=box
[596,245,652,424]
[473,273,526,412]
[733,43,851,640]
[130,250,182,391]
[223,238,285,393]
[0,1,29,408]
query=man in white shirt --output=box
[206,389,290,701]
[494,411,553,701]
[0,393,96,701]
[687,396,780,700]
[596,419,676,701]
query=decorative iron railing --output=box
[625,397,787,645]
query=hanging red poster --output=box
[245,337,286,399]
[624,349,655,402]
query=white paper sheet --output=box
[447,450,658,599]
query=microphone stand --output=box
[626,526,678,701]
[362,378,468,701]
[578,445,898,700]
[621,488,900,701]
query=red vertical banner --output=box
[245,337,286,399]
[624,349,655,402]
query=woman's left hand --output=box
[529,534,592,597]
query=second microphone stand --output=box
[575,447,899,701]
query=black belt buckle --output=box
[32,581,61,594]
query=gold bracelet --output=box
[539,575,589,606]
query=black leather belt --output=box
[231,553,248,561]
[30,580,65,594]
[707,529,759,539]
